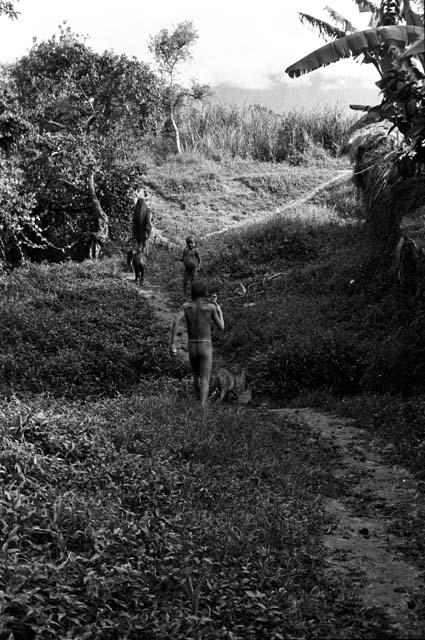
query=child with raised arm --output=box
[181,236,201,297]
[170,281,224,408]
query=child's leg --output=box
[198,344,213,408]
[189,347,201,398]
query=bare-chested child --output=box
[170,281,224,408]
[180,236,201,297]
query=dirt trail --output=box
[123,273,189,362]
[269,407,425,636]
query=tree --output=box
[12,25,162,138]
[149,21,210,154]
[0,70,45,267]
[0,1,19,20]
[3,27,160,262]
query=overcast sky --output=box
[0,0,379,94]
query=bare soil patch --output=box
[269,407,425,638]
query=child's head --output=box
[186,236,195,249]
[191,280,208,300]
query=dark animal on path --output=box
[211,368,247,403]
[128,249,145,285]
[132,250,145,286]
[132,193,152,254]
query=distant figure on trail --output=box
[180,236,201,297]
[170,281,224,408]
[132,188,152,254]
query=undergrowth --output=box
[0,390,393,639]
[0,259,186,398]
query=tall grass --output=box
[178,101,356,164]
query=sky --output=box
[0,0,381,104]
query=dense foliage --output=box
[0,27,162,264]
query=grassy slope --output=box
[1,154,423,638]
[143,153,347,244]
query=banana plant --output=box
[285,1,424,168]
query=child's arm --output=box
[195,250,201,269]
[174,249,185,262]
[211,303,224,331]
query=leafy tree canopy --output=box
[12,24,163,136]
[1,26,158,264]
[0,0,19,19]
[148,20,198,81]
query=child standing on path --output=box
[170,281,224,408]
[181,236,201,297]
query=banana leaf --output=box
[285,25,424,77]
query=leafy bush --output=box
[253,333,366,399]
[361,308,425,397]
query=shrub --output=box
[361,308,425,397]
[252,333,366,399]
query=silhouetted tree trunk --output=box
[88,172,108,259]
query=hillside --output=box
[1,155,425,639]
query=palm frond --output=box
[325,6,357,33]
[298,12,345,40]
[285,25,424,78]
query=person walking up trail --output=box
[170,281,224,408]
[180,236,201,297]
[132,188,153,254]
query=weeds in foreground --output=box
[0,390,394,639]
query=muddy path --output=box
[122,272,189,362]
[269,408,425,637]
